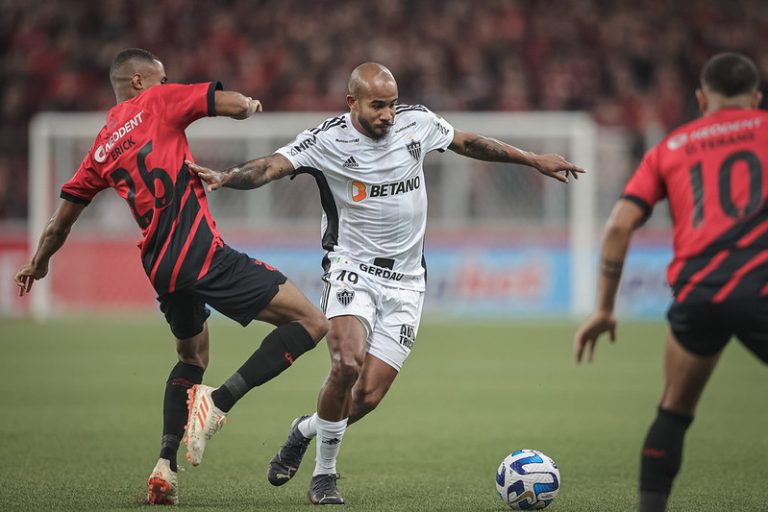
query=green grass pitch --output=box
[0,317,765,511]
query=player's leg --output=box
[149,294,211,504]
[347,353,399,424]
[638,327,721,512]
[267,315,366,500]
[184,249,327,466]
[209,280,328,413]
[304,286,419,504]
[303,315,366,504]
[267,313,366,489]
[348,286,422,424]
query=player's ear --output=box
[131,73,144,91]
[695,88,707,114]
[346,94,357,111]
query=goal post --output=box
[28,111,597,321]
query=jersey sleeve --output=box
[60,152,108,205]
[156,82,223,129]
[274,129,325,170]
[417,107,455,153]
[621,144,666,220]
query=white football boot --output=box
[146,458,178,505]
[184,384,227,466]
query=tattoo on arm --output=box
[600,258,624,279]
[223,160,269,189]
[461,136,511,162]
[223,158,290,189]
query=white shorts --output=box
[320,267,424,371]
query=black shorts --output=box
[667,295,768,363]
[158,244,287,339]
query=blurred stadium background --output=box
[7,0,767,319]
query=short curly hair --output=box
[700,52,760,97]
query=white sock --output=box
[313,416,348,476]
[298,412,318,439]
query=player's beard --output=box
[358,114,392,140]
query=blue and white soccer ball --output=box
[495,449,560,509]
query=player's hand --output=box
[574,310,616,363]
[186,161,226,192]
[245,97,263,117]
[15,262,48,297]
[532,154,586,183]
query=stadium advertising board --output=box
[0,234,672,318]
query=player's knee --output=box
[353,387,383,414]
[176,337,209,370]
[329,356,362,387]
[177,351,208,370]
[659,393,697,416]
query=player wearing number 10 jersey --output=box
[15,48,328,506]
[574,52,767,512]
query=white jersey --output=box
[276,105,454,291]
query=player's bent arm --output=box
[448,129,585,183]
[189,153,296,191]
[573,198,646,362]
[214,91,262,120]
[15,199,86,294]
[594,199,647,313]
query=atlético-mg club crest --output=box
[336,288,355,306]
[406,140,422,161]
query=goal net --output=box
[28,111,597,320]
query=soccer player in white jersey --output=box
[188,62,584,504]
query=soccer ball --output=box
[495,449,560,509]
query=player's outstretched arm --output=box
[573,199,646,363]
[15,200,86,296]
[214,91,263,120]
[448,129,586,183]
[186,153,296,192]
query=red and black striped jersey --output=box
[623,108,768,303]
[61,82,224,294]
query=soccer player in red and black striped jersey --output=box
[574,52,767,512]
[15,48,328,505]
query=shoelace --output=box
[283,431,311,465]
[314,474,341,494]
[211,414,227,433]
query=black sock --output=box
[211,322,316,412]
[160,362,204,471]
[638,407,693,512]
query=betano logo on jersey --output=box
[347,176,421,202]
[94,111,144,163]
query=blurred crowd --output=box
[1,0,766,219]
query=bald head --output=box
[348,62,397,99]
[109,48,166,103]
[346,62,398,140]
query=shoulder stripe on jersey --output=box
[311,116,346,134]
[293,167,339,252]
[207,81,223,117]
[620,194,652,223]
[60,191,91,205]
[395,104,428,113]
